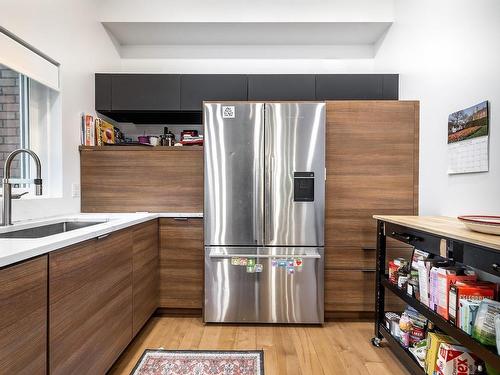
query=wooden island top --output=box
[373,215,500,252]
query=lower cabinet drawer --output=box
[325,270,405,312]
[325,246,413,270]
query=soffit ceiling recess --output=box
[102,22,393,59]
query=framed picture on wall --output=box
[447,100,489,174]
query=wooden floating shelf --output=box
[382,277,500,369]
[79,145,203,151]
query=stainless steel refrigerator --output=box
[204,102,325,324]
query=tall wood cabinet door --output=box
[325,101,419,248]
[49,230,133,375]
[0,256,47,375]
[159,218,203,309]
[133,220,159,336]
[93,230,133,373]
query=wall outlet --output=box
[71,183,80,198]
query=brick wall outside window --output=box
[0,65,21,180]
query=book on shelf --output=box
[81,113,95,146]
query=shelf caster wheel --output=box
[371,337,382,347]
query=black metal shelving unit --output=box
[373,218,500,373]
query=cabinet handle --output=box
[492,264,499,272]
[391,232,422,243]
[362,246,376,251]
[96,233,109,240]
[361,269,377,273]
[174,217,188,221]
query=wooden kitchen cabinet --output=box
[325,270,405,313]
[159,218,203,310]
[324,246,413,270]
[324,101,419,315]
[132,220,159,336]
[49,230,133,375]
[0,256,47,375]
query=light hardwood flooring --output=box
[109,317,409,375]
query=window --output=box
[0,63,59,196]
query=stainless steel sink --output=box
[0,221,105,239]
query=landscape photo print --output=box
[448,100,489,144]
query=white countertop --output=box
[0,212,203,268]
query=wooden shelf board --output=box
[79,145,203,152]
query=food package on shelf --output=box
[460,299,482,335]
[419,259,452,308]
[399,307,427,348]
[425,333,457,375]
[409,339,428,368]
[385,312,401,339]
[449,281,496,327]
[472,299,500,347]
[436,343,481,375]
[389,257,408,284]
[410,249,431,271]
[436,267,476,320]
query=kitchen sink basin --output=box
[0,221,105,239]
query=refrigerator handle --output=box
[253,104,265,245]
[265,155,275,244]
[209,253,321,259]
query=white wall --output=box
[0,0,120,221]
[374,0,500,215]
[2,0,498,219]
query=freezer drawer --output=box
[204,247,324,323]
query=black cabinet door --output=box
[316,74,385,100]
[248,75,316,101]
[95,74,112,111]
[181,75,247,111]
[111,74,180,111]
[382,74,399,100]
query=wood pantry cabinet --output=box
[0,256,47,375]
[48,221,159,375]
[324,101,419,316]
[159,218,204,310]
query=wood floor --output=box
[109,317,409,375]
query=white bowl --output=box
[458,216,500,236]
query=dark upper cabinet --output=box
[181,75,248,111]
[382,74,399,100]
[95,74,112,111]
[111,74,180,111]
[248,74,316,101]
[316,74,384,100]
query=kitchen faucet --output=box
[1,149,43,226]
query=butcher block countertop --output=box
[373,215,500,252]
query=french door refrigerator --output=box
[204,102,325,324]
